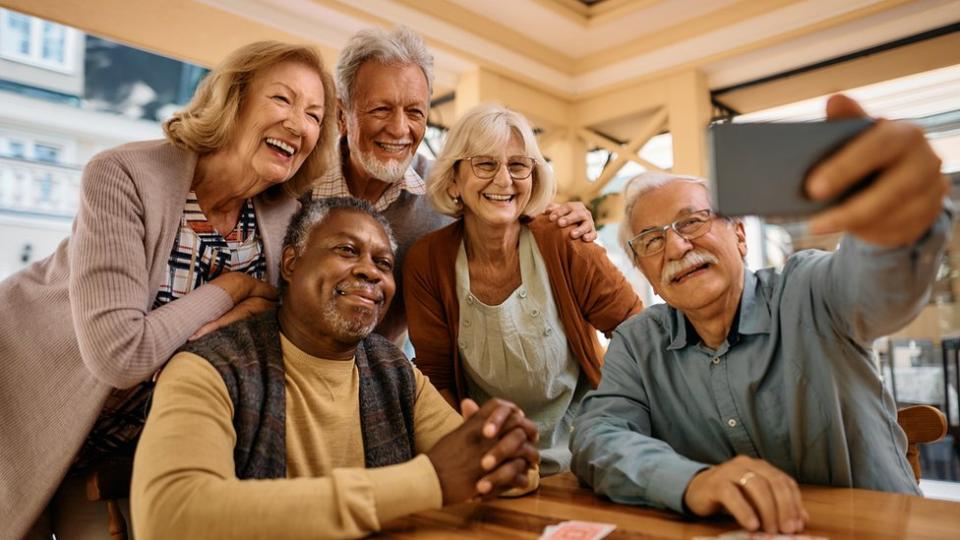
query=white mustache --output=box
[661,249,719,285]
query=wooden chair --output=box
[897,405,948,482]
[85,458,133,540]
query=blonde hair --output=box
[163,41,338,196]
[427,103,555,217]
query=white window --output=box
[4,139,25,159]
[0,135,66,164]
[0,9,74,72]
[33,143,60,164]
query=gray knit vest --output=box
[377,188,454,335]
[180,309,417,479]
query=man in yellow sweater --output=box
[131,196,539,539]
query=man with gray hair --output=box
[131,197,540,538]
[571,95,950,535]
[314,26,596,340]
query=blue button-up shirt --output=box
[571,210,951,513]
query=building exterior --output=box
[0,7,203,278]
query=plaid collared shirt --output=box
[311,139,426,211]
[73,192,265,472]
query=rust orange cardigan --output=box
[403,215,644,403]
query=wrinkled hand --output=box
[191,273,279,340]
[806,94,947,247]
[190,296,276,340]
[684,456,808,535]
[545,201,597,242]
[209,272,278,304]
[428,398,539,505]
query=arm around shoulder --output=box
[534,217,643,333]
[69,153,233,388]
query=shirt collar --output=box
[666,267,770,350]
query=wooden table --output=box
[380,473,960,539]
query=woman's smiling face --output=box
[452,131,534,228]
[226,61,325,189]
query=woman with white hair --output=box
[404,103,643,476]
[2,40,338,538]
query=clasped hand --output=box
[427,398,540,504]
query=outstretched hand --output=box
[806,94,946,247]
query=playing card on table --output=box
[693,531,828,540]
[539,520,616,540]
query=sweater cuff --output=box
[371,454,444,525]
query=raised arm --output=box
[69,154,234,388]
[570,329,707,513]
[800,95,950,342]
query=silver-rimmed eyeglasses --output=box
[460,155,536,180]
[627,209,714,258]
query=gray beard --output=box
[353,147,411,184]
[345,123,413,184]
[320,298,378,341]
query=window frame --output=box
[0,9,76,73]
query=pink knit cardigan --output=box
[0,140,298,539]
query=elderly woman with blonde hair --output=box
[1,41,338,538]
[404,103,643,476]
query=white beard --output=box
[345,114,414,184]
[353,146,410,184]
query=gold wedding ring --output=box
[738,471,756,487]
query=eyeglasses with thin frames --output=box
[627,209,714,258]
[460,155,536,180]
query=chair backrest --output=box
[897,405,948,482]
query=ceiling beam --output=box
[715,31,960,115]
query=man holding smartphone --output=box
[571,95,949,535]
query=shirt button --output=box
[544,328,553,336]
[712,357,720,365]
[531,309,541,317]
[727,418,737,428]
[467,295,475,305]
[463,319,471,327]
[458,339,467,349]
[519,289,528,298]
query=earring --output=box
[451,195,462,205]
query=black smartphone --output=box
[707,119,874,218]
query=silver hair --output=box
[618,172,709,258]
[336,26,434,110]
[283,196,397,255]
